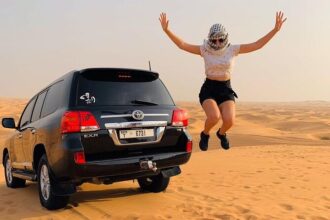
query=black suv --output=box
[1,68,192,210]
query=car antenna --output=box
[148,60,152,71]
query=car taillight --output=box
[61,111,100,134]
[61,111,80,133]
[171,108,188,127]
[186,140,193,153]
[74,151,86,164]
[79,111,100,132]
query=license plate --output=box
[119,129,154,139]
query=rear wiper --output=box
[131,99,158,106]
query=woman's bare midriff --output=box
[206,75,231,81]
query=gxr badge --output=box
[132,110,144,120]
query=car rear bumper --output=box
[50,153,189,196]
[77,151,190,177]
[52,151,191,183]
[49,128,192,184]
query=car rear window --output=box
[76,69,175,106]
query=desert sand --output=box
[0,97,329,220]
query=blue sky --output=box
[1,0,329,102]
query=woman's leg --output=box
[215,100,235,150]
[218,100,236,135]
[202,99,221,135]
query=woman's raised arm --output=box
[239,11,287,54]
[159,13,201,55]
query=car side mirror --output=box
[2,118,16,129]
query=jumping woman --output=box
[159,12,287,151]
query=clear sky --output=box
[1,0,329,102]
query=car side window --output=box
[31,90,47,122]
[19,97,37,128]
[41,81,64,117]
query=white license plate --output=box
[119,129,154,139]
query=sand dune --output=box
[0,98,330,219]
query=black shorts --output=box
[199,79,238,106]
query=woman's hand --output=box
[239,11,287,54]
[274,11,287,32]
[158,12,200,55]
[159,12,169,32]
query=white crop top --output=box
[200,44,240,80]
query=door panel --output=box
[22,127,36,170]
[13,95,37,169]
[11,130,25,169]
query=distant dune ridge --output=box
[179,101,330,150]
[0,98,329,219]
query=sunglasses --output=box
[211,38,225,44]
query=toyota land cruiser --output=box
[1,68,192,210]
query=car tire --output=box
[37,154,69,210]
[138,173,170,193]
[4,154,26,188]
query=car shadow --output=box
[0,180,146,211]
[69,185,145,207]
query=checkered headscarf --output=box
[206,23,229,51]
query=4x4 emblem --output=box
[132,110,144,120]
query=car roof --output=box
[77,68,159,78]
[31,67,159,100]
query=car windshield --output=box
[76,69,175,106]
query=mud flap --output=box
[52,182,76,196]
